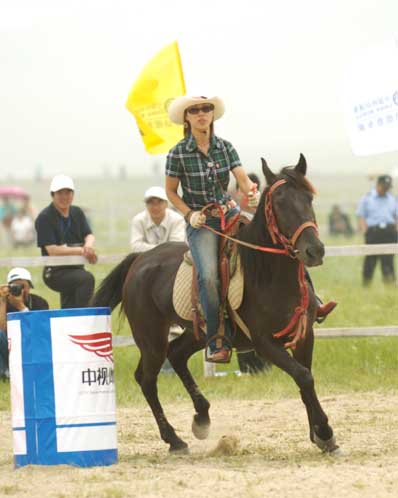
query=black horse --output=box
[92,154,339,454]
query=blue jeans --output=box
[186,207,239,352]
[0,329,9,380]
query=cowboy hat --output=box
[167,96,225,125]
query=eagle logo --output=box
[68,332,113,362]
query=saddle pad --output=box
[173,254,244,321]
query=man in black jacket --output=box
[35,174,97,308]
[0,267,49,380]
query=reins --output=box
[200,178,319,350]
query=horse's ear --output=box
[295,153,307,176]
[261,158,276,185]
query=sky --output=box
[0,0,397,179]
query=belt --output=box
[206,200,237,218]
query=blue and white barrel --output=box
[7,307,118,468]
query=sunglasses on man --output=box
[186,104,215,115]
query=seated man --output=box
[35,174,97,309]
[130,186,185,252]
[130,186,186,372]
[0,268,49,380]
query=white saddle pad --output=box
[173,254,244,321]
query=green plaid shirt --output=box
[165,134,242,209]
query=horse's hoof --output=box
[192,418,210,440]
[329,446,345,457]
[169,442,189,454]
[314,433,339,453]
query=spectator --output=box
[328,204,354,237]
[35,174,97,308]
[10,207,35,247]
[130,186,185,373]
[130,186,185,252]
[356,175,397,285]
[0,197,17,243]
[0,268,49,380]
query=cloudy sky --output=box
[0,0,397,179]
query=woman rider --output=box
[165,95,336,363]
[165,95,259,363]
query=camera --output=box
[9,284,23,297]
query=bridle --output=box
[201,178,320,350]
[264,179,318,258]
[201,178,319,258]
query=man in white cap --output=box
[130,186,185,252]
[0,267,49,380]
[35,174,97,309]
[130,186,186,372]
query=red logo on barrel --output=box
[69,332,113,362]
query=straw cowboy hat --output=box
[167,96,225,125]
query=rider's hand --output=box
[189,211,206,229]
[247,185,260,208]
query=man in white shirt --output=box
[130,186,185,251]
[130,186,185,373]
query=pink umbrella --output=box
[0,186,29,199]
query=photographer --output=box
[35,174,97,308]
[0,268,49,380]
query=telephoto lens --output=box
[9,284,23,297]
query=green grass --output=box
[0,175,397,411]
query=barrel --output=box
[7,307,118,468]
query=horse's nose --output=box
[305,242,325,261]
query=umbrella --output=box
[0,186,29,199]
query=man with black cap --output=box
[0,268,49,380]
[35,174,97,308]
[357,175,397,285]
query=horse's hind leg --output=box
[137,347,189,453]
[167,331,211,440]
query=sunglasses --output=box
[186,104,215,115]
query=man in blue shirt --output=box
[356,175,398,285]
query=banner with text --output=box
[8,307,117,468]
[342,36,398,156]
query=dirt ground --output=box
[1,392,398,498]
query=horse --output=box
[92,154,339,455]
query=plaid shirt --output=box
[165,134,242,209]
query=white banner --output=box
[342,36,398,156]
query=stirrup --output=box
[205,334,232,364]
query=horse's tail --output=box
[91,252,141,311]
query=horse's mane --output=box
[237,166,315,287]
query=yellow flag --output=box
[126,41,186,155]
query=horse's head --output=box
[261,154,324,267]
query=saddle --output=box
[172,248,244,324]
[172,214,250,351]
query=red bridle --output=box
[264,179,319,258]
[200,178,320,350]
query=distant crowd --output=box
[0,196,36,247]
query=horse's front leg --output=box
[255,336,338,454]
[167,330,211,440]
[292,327,339,453]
